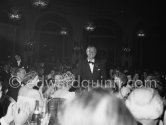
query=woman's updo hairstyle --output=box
[22,71,38,85]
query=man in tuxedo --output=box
[11,54,27,71]
[76,46,106,91]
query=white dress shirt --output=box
[88,59,95,73]
[17,60,21,67]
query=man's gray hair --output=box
[86,46,97,53]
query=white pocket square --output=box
[98,69,101,71]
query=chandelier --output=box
[32,0,49,8]
[24,41,33,47]
[24,40,34,51]
[137,30,146,37]
[122,47,131,53]
[73,43,82,51]
[8,7,22,21]
[60,27,68,35]
[85,22,95,32]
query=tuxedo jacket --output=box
[11,59,27,70]
[76,59,106,86]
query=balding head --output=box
[86,46,97,60]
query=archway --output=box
[84,18,122,67]
[35,13,73,63]
[83,18,122,77]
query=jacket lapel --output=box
[93,61,97,75]
[85,60,93,75]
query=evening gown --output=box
[17,95,36,114]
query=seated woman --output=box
[18,71,44,113]
[51,73,75,100]
[113,72,131,100]
[58,88,137,125]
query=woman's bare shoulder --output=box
[19,86,39,95]
[28,88,40,95]
[18,86,26,94]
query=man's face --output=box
[51,70,55,76]
[134,74,139,79]
[15,55,21,61]
[86,48,96,60]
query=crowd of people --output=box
[0,46,166,125]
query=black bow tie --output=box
[88,61,94,64]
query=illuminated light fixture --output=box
[32,0,49,8]
[24,41,33,46]
[137,30,146,37]
[24,39,34,50]
[8,7,22,21]
[60,27,68,35]
[122,47,131,52]
[85,22,95,31]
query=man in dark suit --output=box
[76,46,106,91]
[11,54,27,71]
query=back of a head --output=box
[125,88,163,122]
[22,71,38,85]
[59,88,137,125]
